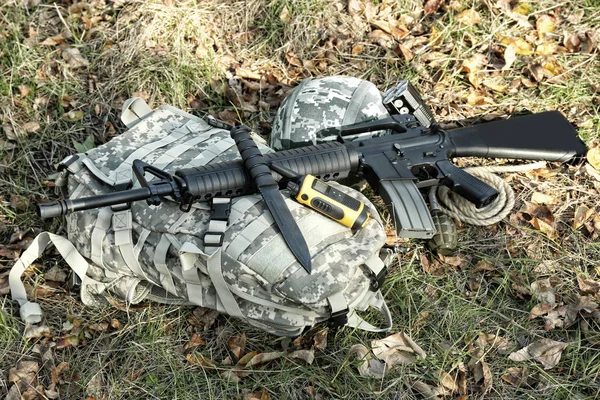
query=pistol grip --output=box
[436,160,498,208]
[379,180,436,239]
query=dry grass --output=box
[1,0,600,399]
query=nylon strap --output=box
[9,232,106,324]
[178,138,236,169]
[154,235,177,294]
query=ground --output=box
[1,0,600,399]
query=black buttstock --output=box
[448,111,588,163]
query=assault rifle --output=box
[37,108,587,240]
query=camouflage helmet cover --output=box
[269,76,389,151]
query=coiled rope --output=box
[429,161,548,226]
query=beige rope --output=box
[430,161,547,226]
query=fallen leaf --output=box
[24,324,51,339]
[508,339,568,369]
[564,32,581,52]
[219,369,241,383]
[22,122,41,133]
[289,349,315,364]
[411,311,431,331]
[439,365,467,394]
[531,278,555,305]
[476,333,514,353]
[41,32,71,46]
[246,351,285,367]
[424,0,444,15]
[349,344,386,378]
[183,333,206,353]
[313,328,328,351]
[536,15,555,38]
[62,48,89,69]
[186,353,217,369]
[461,54,486,87]
[588,147,600,171]
[351,43,364,55]
[482,77,508,93]
[577,276,600,296]
[348,0,363,16]
[368,29,395,49]
[503,43,517,70]
[573,205,594,230]
[228,333,246,360]
[536,41,559,56]
[501,367,527,386]
[371,332,426,367]
[279,6,291,23]
[243,388,269,400]
[531,192,558,205]
[63,110,84,122]
[456,9,481,26]
[55,335,80,349]
[412,380,441,398]
[529,303,556,320]
[45,265,67,282]
[468,355,492,394]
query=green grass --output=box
[1,0,600,398]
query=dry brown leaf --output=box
[482,77,508,93]
[62,48,89,69]
[45,265,67,282]
[411,311,431,331]
[22,122,41,134]
[349,344,386,378]
[424,0,444,15]
[219,370,240,384]
[246,351,285,367]
[183,333,206,353]
[313,328,328,351]
[477,333,514,354]
[24,324,51,339]
[243,388,269,400]
[503,43,517,70]
[536,15,556,38]
[41,32,71,46]
[371,332,426,367]
[529,303,556,320]
[501,367,527,386]
[456,9,481,26]
[412,380,442,398]
[236,350,259,366]
[236,67,261,80]
[351,43,365,55]
[227,333,246,360]
[348,0,364,16]
[466,91,495,105]
[573,205,594,230]
[468,356,492,394]
[577,276,600,297]
[439,365,467,394]
[55,335,79,349]
[289,349,315,365]
[564,32,581,52]
[508,339,568,369]
[279,6,291,23]
[502,37,533,55]
[368,29,395,49]
[461,54,486,87]
[8,360,39,392]
[531,278,556,305]
[186,353,217,369]
[588,147,600,171]
[536,41,558,56]
[63,110,84,122]
[531,192,558,205]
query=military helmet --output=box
[269,76,390,151]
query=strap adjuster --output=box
[210,199,231,221]
[329,308,349,328]
[204,232,225,247]
[369,266,388,291]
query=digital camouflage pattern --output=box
[56,102,390,336]
[270,76,390,151]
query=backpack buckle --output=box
[210,198,231,221]
[328,308,349,328]
[369,266,388,291]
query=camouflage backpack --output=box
[10,98,393,336]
